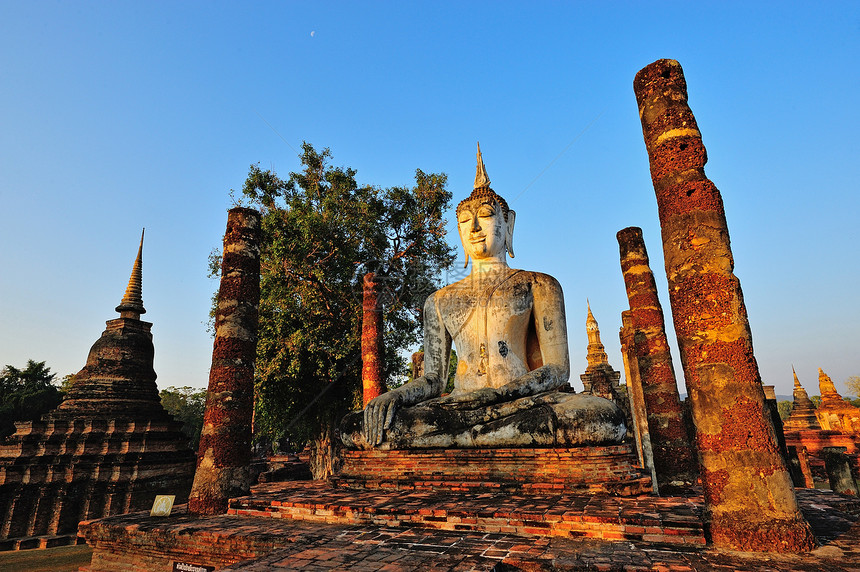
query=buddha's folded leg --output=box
[549,393,627,445]
[341,391,625,449]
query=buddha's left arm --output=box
[497,274,570,399]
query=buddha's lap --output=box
[340,391,626,449]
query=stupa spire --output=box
[585,300,608,368]
[818,368,842,402]
[474,142,491,190]
[116,229,146,319]
[784,367,822,431]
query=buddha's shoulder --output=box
[508,269,563,291]
[429,270,562,300]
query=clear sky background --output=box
[1,2,857,399]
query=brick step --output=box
[227,481,706,546]
[334,445,653,495]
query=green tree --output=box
[160,386,207,449]
[0,360,62,438]
[232,143,454,477]
[777,400,793,421]
[810,395,821,408]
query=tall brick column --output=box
[617,226,696,490]
[634,59,814,551]
[189,207,261,515]
[361,272,386,407]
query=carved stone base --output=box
[332,445,652,495]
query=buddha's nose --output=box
[471,215,481,232]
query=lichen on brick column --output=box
[361,272,386,407]
[188,207,261,515]
[617,227,695,491]
[633,59,814,552]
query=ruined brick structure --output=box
[580,303,623,402]
[616,226,696,490]
[783,369,859,483]
[816,368,860,435]
[634,59,814,551]
[0,231,195,550]
[188,208,261,515]
[784,369,823,432]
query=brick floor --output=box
[228,481,706,546]
[79,485,860,571]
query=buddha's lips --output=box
[470,236,486,244]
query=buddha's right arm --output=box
[363,292,451,446]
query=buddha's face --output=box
[457,198,507,260]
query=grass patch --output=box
[0,544,93,572]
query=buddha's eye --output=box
[477,206,495,218]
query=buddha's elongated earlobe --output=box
[505,210,516,258]
[463,253,470,268]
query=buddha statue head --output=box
[455,143,516,267]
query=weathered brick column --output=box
[619,310,658,492]
[361,272,386,407]
[634,59,814,551]
[189,207,261,515]
[617,226,696,491]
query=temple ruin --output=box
[70,60,860,570]
[0,232,195,550]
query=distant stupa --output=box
[0,231,195,549]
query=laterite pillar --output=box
[617,226,696,490]
[361,272,386,407]
[188,208,261,515]
[633,59,813,551]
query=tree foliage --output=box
[846,375,860,399]
[0,360,62,438]
[777,400,793,421]
[160,386,207,449]
[232,143,455,464]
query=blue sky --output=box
[1,2,857,399]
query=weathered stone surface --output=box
[619,310,659,491]
[0,234,195,548]
[634,58,814,552]
[188,208,261,516]
[343,145,625,450]
[822,447,859,496]
[616,226,696,491]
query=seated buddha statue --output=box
[341,145,626,450]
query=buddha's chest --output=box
[439,278,535,388]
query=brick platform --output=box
[77,486,860,571]
[333,445,652,495]
[228,481,702,544]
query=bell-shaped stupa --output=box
[0,232,195,549]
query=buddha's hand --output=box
[363,389,404,446]
[436,387,502,409]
